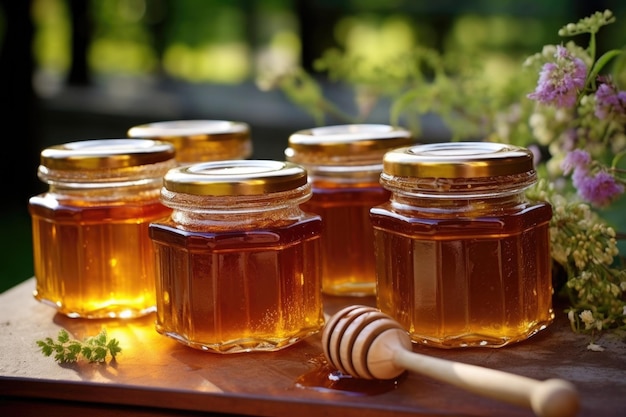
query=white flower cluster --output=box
[529,180,626,334]
[557,10,616,37]
[551,205,619,269]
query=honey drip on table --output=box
[295,354,404,396]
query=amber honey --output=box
[29,139,176,318]
[371,142,554,348]
[149,160,324,353]
[285,124,414,296]
[299,181,389,296]
[30,200,171,318]
[128,119,252,164]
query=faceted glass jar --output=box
[370,142,554,348]
[29,139,177,319]
[128,119,252,164]
[149,160,324,353]
[285,124,413,296]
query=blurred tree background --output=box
[1,0,625,292]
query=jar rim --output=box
[40,139,175,170]
[163,160,308,196]
[383,142,535,178]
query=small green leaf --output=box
[81,346,93,358]
[94,330,107,346]
[57,329,70,343]
[587,49,624,87]
[93,346,108,361]
[68,342,82,355]
[107,339,122,358]
[38,342,53,357]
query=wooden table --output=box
[1,278,625,417]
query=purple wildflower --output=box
[528,45,587,108]
[575,170,624,207]
[571,167,587,189]
[561,149,591,175]
[594,82,626,119]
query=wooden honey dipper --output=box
[322,305,580,417]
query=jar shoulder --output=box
[370,201,552,235]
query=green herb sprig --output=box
[36,329,122,363]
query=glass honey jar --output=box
[29,139,177,319]
[149,159,324,353]
[285,124,414,297]
[127,119,252,164]
[370,142,554,348]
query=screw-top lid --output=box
[40,139,176,170]
[163,160,308,196]
[285,124,413,164]
[383,142,535,178]
[128,119,249,141]
[128,120,252,162]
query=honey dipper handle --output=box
[393,348,580,417]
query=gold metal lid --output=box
[286,124,413,161]
[128,120,250,141]
[40,139,176,170]
[163,160,308,196]
[383,142,535,178]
